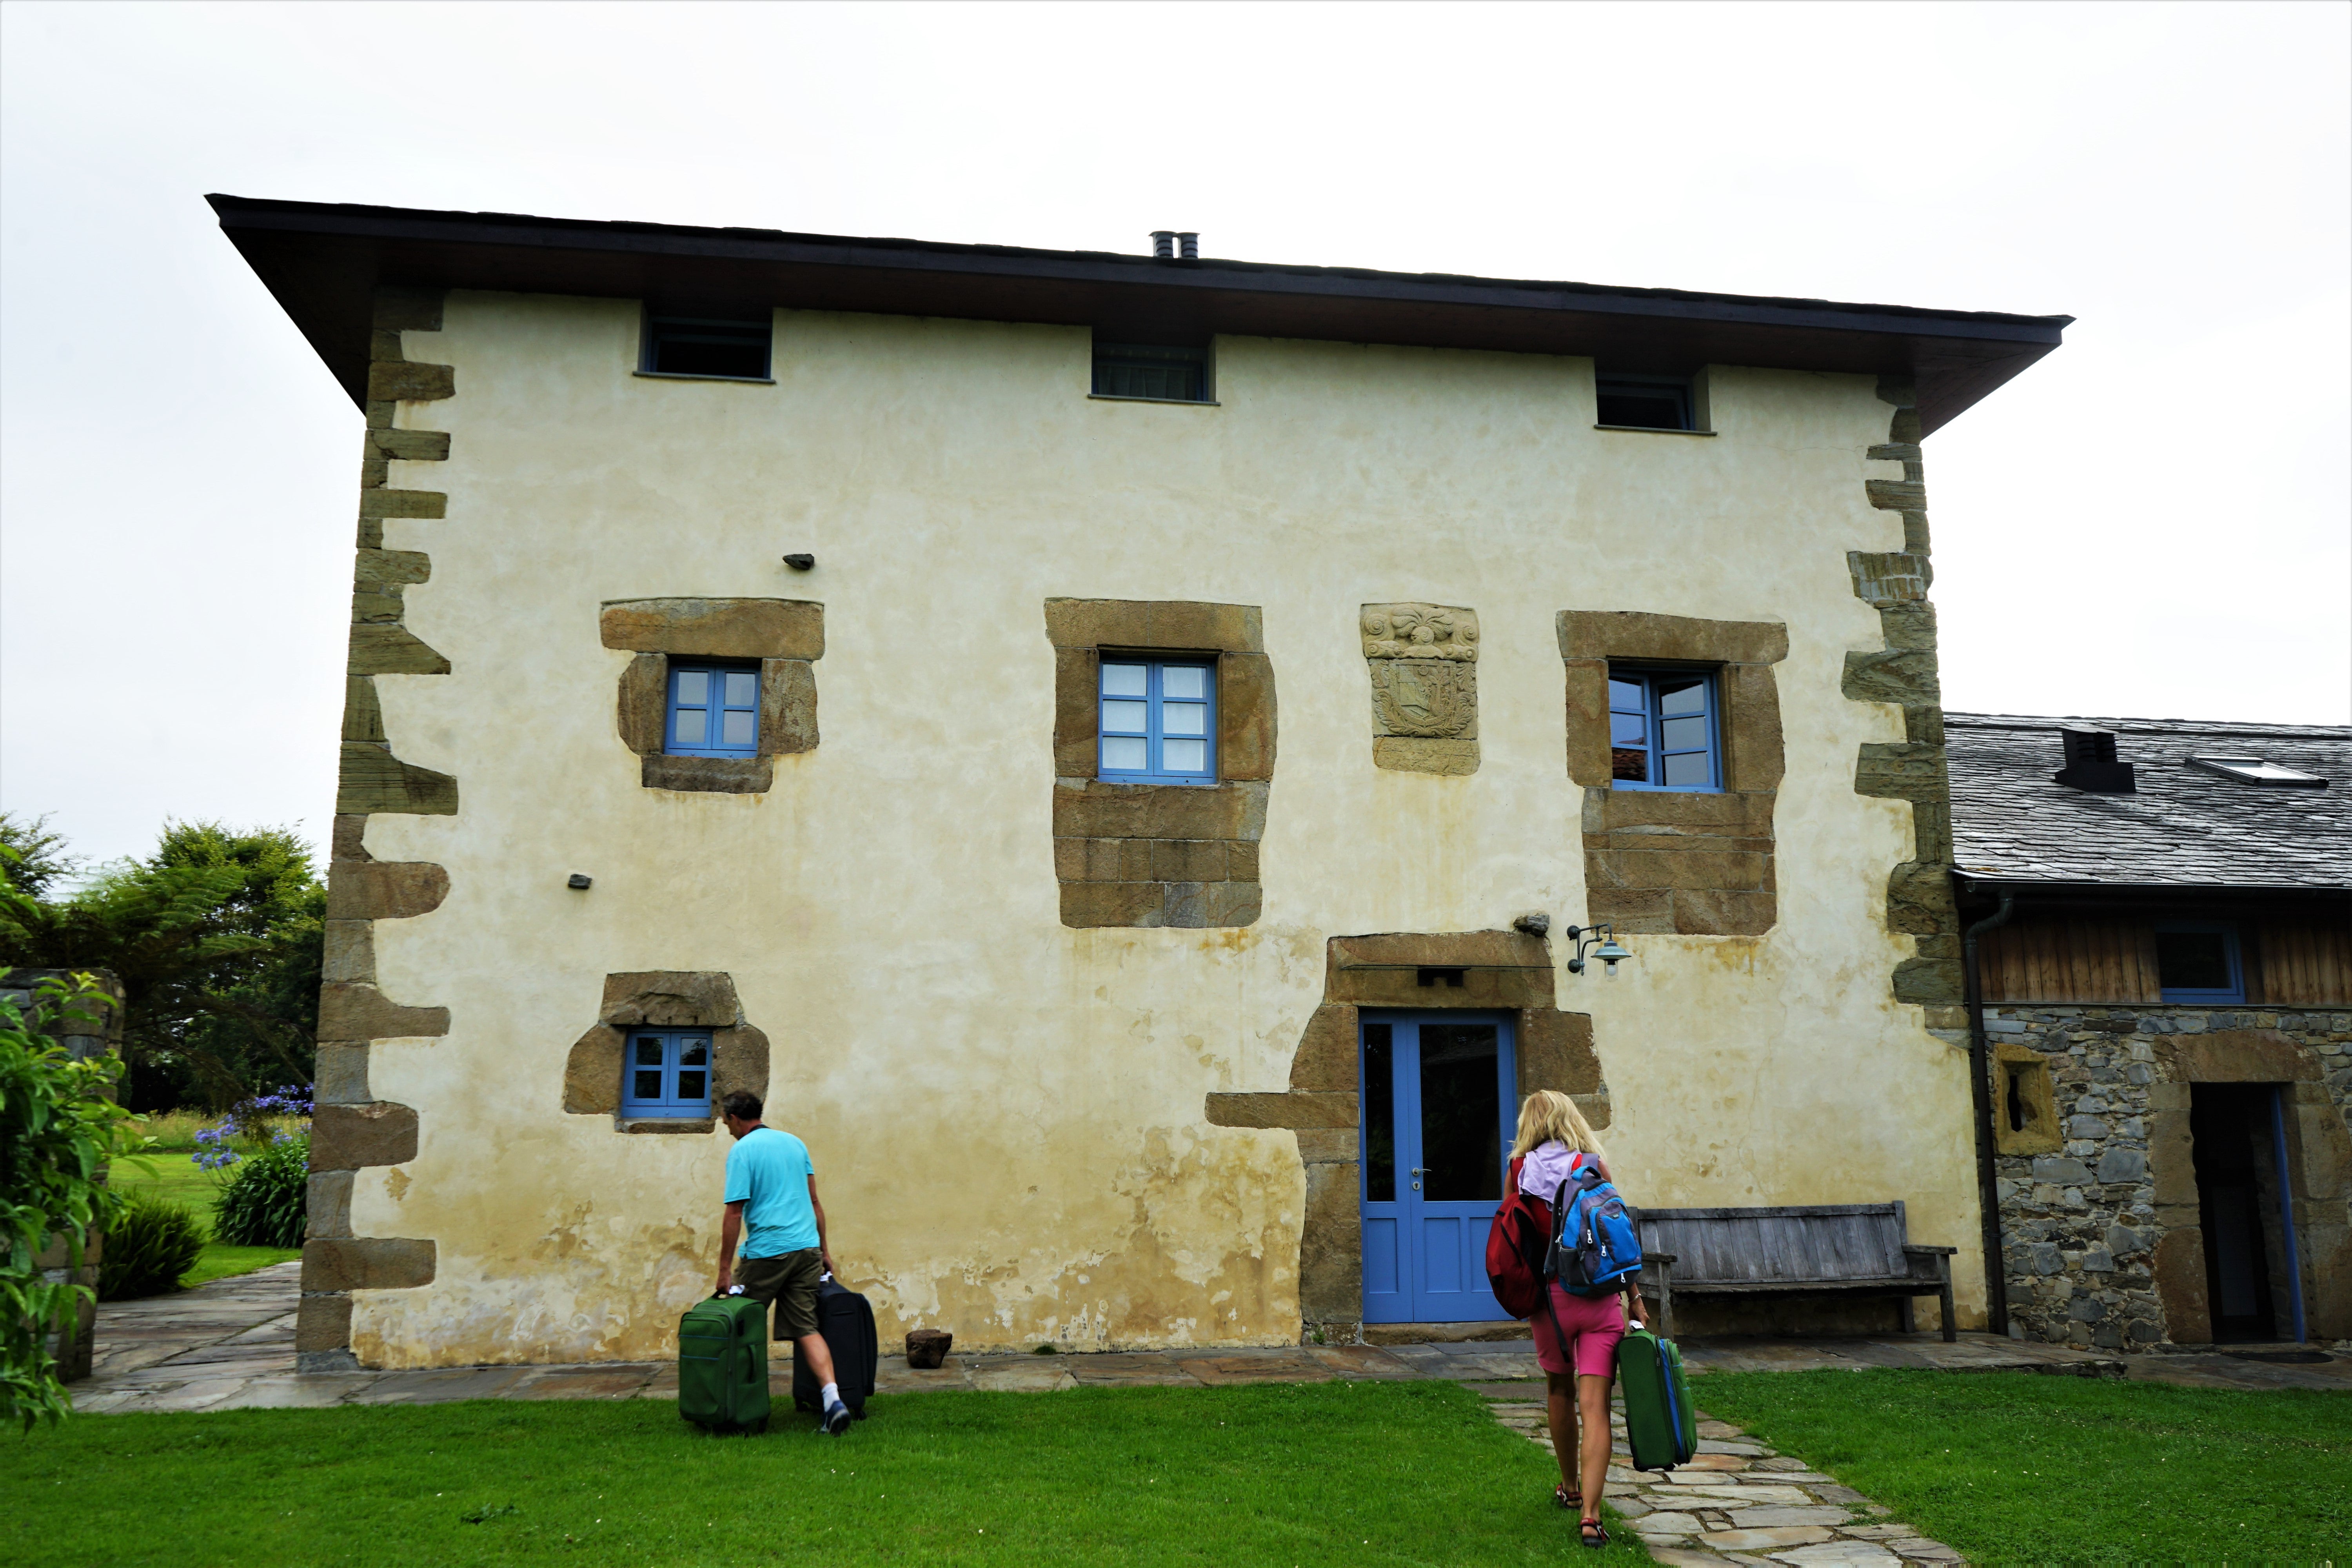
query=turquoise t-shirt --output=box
[723,1126,819,1259]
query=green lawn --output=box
[107,1154,300,1292]
[0,1381,1642,1566]
[1696,1368,2351,1563]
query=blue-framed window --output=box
[622,1031,714,1117]
[1099,658,1216,785]
[2156,922,2244,1004]
[1608,668,1720,791]
[667,664,759,757]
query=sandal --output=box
[1579,1516,1609,1550]
[1553,1483,1582,1510]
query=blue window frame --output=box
[1608,668,1720,791]
[2156,921,2244,1004]
[621,1031,714,1117]
[667,664,759,757]
[1098,658,1216,785]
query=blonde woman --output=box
[1513,1089,1643,1549]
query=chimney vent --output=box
[1151,230,1175,258]
[2054,725,2136,793]
[1177,231,1199,259]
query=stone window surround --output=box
[602,598,823,795]
[1047,598,1275,930]
[562,972,771,1133]
[1204,930,1605,1343]
[1560,610,1787,938]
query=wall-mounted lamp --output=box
[567,874,593,890]
[1564,923,1632,978]
[782,553,815,571]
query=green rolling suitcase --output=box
[1615,1325,1696,1471]
[679,1294,771,1435]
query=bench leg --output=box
[1899,1295,1915,1335]
[1940,1263,1956,1344]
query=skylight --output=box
[2186,754,2329,789]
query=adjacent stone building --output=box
[210,195,2077,1370]
[1947,715,2351,1348]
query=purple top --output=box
[1518,1139,1593,1202]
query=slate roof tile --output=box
[1945,713,2350,890]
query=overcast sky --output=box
[2,1,2346,872]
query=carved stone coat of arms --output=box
[1360,604,1480,774]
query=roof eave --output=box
[209,194,2070,430]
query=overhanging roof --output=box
[209,195,2070,434]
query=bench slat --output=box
[1640,1203,1909,1286]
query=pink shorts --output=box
[1531,1283,1627,1378]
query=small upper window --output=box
[623,1030,712,1117]
[1595,374,1696,432]
[1093,340,1210,403]
[2155,921,2244,1004]
[668,665,759,758]
[2187,754,2328,789]
[1099,659,1216,784]
[643,314,772,380]
[1609,669,1720,791]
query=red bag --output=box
[1485,1154,1554,1320]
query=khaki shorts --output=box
[736,1248,823,1340]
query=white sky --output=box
[2,0,2346,870]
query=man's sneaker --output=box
[822,1398,852,1436]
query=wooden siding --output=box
[2256,920,2352,1006]
[1979,917,2159,1004]
[1978,912,2352,1005]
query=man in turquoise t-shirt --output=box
[715,1089,850,1435]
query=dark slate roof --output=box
[1945,713,2352,891]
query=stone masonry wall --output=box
[1990,1003,2352,1348]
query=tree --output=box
[0,821,325,1109]
[0,813,82,900]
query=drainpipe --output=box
[1962,886,2017,1332]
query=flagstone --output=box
[1636,1512,1705,1533]
[1767,1541,1903,1565]
[1703,1526,1836,1550]
[1722,1507,1853,1527]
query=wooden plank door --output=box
[1360,1014,1516,1324]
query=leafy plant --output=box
[0,970,138,1431]
[97,1192,205,1300]
[211,1132,309,1248]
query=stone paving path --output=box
[1475,1386,1962,1565]
[75,1259,2352,1417]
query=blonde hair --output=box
[1512,1088,1606,1162]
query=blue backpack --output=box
[1548,1166,1643,1296]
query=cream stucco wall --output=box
[346,292,1978,1366]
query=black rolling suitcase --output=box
[790,1274,879,1419]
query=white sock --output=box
[822,1381,841,1406]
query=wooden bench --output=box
[1634,1203,1958,1343]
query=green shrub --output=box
[98,1194,205,1300]
[0,970,138,1430]
[212,1133,307,1248]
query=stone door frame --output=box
[1204,930,1604,1343]
[2149,1029,2350,1343]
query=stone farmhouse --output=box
[1946,715,2351,1349]
[209,196,2083,1371]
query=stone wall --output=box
[1989,1003,2352,1348]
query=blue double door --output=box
[1360,1013,1517,1323]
